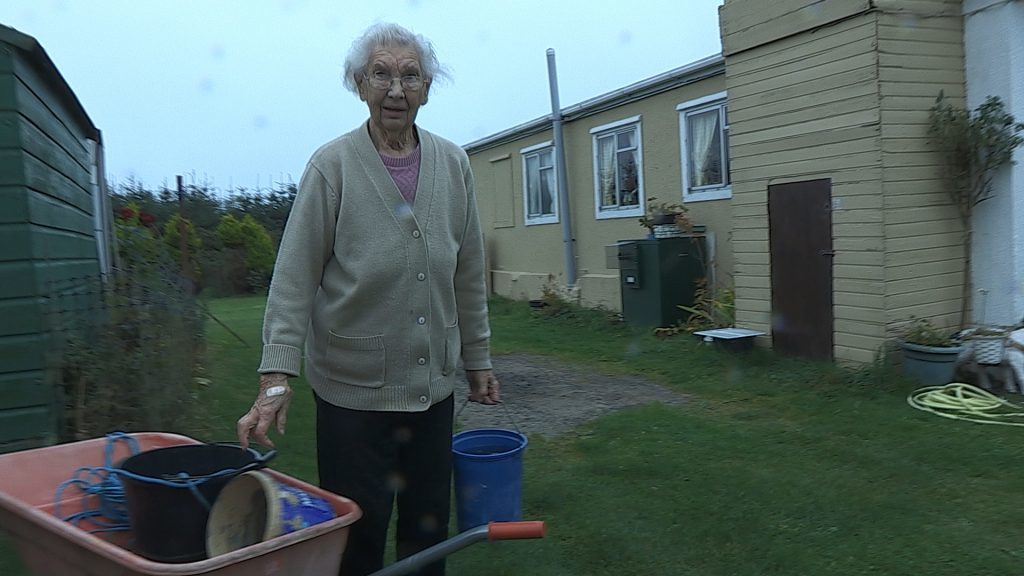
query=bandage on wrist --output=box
[265,385,287,397]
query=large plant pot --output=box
[898,341,964,385]
[651,213,682,239]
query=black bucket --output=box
[117,443,275,563]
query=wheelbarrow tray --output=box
[0,432,361,576]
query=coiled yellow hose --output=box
[908,382,1024,426]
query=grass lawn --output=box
[3,295,1024,575]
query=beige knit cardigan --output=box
[258,122,492,412]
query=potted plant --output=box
[897,317,964,385]
[928,93,1024,331]
[638,197,691,239]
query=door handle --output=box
[820,250,835,257]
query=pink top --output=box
[380,146,421,204]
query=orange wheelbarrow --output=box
[0,433,545,575]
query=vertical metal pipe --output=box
[87,139,109,278]
[96,137,120,271]
[546,48,576,287]
[176,175,193,292]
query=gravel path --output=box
[454,353,687,438]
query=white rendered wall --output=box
[963,0,1024,326]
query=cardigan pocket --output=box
[441,321,460,376]
[326,331,386,388]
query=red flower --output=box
[117,206,136,220]
[139,212,156,225]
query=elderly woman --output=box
[236,23,500,576]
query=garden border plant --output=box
[928,92,1024,330]
[53,206,211,441]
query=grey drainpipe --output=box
[546,48,576,287]
[88,139,110,279]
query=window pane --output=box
[540,166,555,216]
[597,136,616,208]
[526,155,540,216]
[722,125,730,185]
[617,129,635,149]
[687,108,722,188]
[704,127,722,185]
[618,149,639,206]
[539,149,553,168]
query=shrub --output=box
[52,269,208,441]
[163,214,203,282]
[217,214,275,293]
[899,317,959,348]
[51,205,209,439]
[928,93,1024,328]
[677,277,735,332]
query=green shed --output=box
[0,25,113,453]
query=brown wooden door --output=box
[768,179,834,360]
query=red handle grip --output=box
[487,521,547,540]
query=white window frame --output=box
[678,92,731,202]
[520,141,559,226]
[591,115,644,220]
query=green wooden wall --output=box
[0,30,101,453]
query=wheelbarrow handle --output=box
[488,521,546,540]
[369,521,547,576]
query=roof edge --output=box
[0,24,100,142]
[463,53,724,154]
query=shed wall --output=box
[722,9,885,363]
[0,42,100,451]
[877,1,966,333]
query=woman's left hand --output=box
[466,369,500,405]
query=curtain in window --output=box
[617,149,639,206]
[688,109,719,188]
[526,154,540,216]
[539,158,554,215]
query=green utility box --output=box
[617,237,706,327]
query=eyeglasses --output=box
[364,70,425,91]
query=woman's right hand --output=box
[237,372,294,449]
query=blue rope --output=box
[53,431,139,532]
[53,432,246,533]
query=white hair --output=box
[341,23,451,94]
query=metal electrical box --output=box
[617,237,706,327]
[617,242,641,289]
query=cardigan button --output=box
[412,230,421,238]
[417,357,426,365]
[417,272,425,281]
[417,316,426,325]
[418,395,428,404]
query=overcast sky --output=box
[0,0,724,193]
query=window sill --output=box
[595,207,643,220]
[525,216,559,226]
[684,186,731,203]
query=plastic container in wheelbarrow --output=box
[0,432,362,576]
[117,442,276,563]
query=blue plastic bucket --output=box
[451,428,528,532]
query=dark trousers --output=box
[316,392,454,576]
